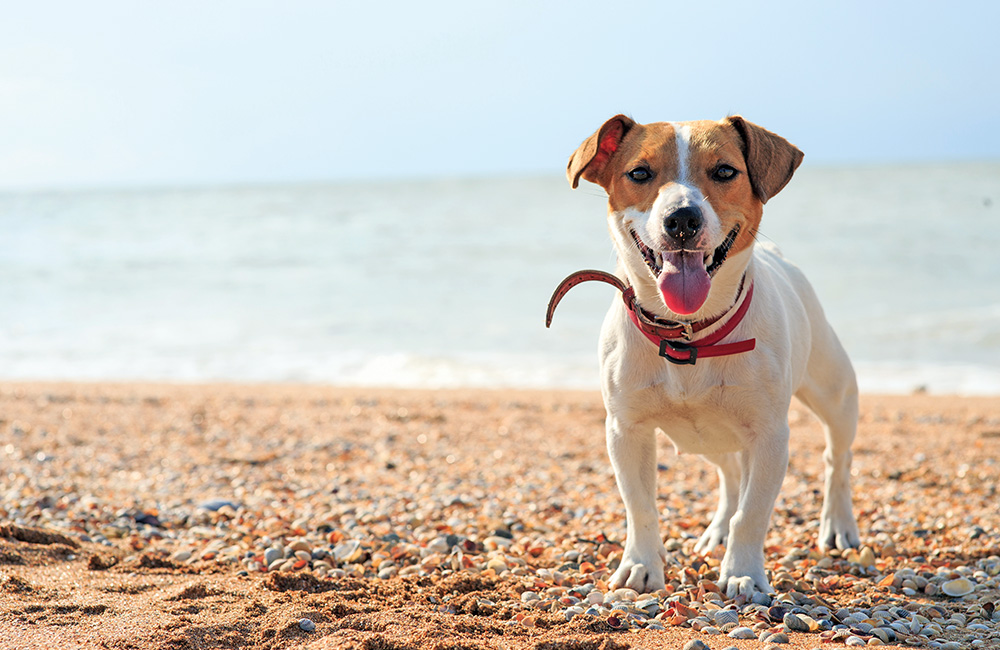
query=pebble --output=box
[727,626,756,639]
[198,499,239,512]
[263,548,283,566]
[682,641,710,650]
[7,386,1000,649]
[298,618,315,632]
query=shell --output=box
[941,577,975,597]
[712,609,739,626]
[871,627,896,642]
[783,612,811,632]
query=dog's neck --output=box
[622,247,754,325]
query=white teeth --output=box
[630,230,662,276]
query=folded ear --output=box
[727,115,804,203]
[567,114,635,189]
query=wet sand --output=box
[0,382,998,649]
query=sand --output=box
[0,382,998,649]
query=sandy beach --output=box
[1,382,998,649]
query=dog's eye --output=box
[712,164,738,182]
[626,166,653,183]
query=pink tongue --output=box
[657,251,710,315]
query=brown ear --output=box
[727,115,804,203]
[567,114,635,189]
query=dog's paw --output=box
[818,512,860,551]
[718,573,773,599]
[717,554,772,599]
[694,522,728,554]
[609,547,666,593]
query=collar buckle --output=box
[676,320,695,341]
[659,339,698,365]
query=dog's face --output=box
[568,116,803,315]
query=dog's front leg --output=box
[717,427,789,598]
[606,416,665,592]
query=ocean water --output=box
[2,163,999,394]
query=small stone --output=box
[728,626,756,639]
[298,618,316,632]
[263,548,283,566]
[333,540,363,563]
[198,499,238,512]
[287,539,311,553]
[766,632,789,644]
[858,546,876,567]
[483,535,513,550]
[683,641,710,650]
[845,636,866,647]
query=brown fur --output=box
[567,115,803,258]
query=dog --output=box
[547,115,860,597]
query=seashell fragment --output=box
[782,612,810,632]
[941,577,975,597]
[712,609,739,626]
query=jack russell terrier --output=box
[546,115,860,597]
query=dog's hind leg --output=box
[694,451,741,553]
[796,331,861,551]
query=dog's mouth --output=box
[628,224,741,315]
[630,224,741,279]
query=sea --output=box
[2,163,999,395]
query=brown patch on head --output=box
[684,120,766,256]
[568,119,686,213]
[727,115,804,203]
[568,115,803,257]
[601,123,679,213]
[566,115,636,189]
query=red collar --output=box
[545,270,756,365]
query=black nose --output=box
[664,206,703,242]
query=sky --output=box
[1,1,998,190]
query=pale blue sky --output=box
[1,0,997,190]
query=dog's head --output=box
[568,116,802,317]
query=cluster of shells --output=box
[150,519,1000,649]
[513,546,1000,646]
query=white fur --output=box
[600,192,861,595]
[671,122,692,181]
